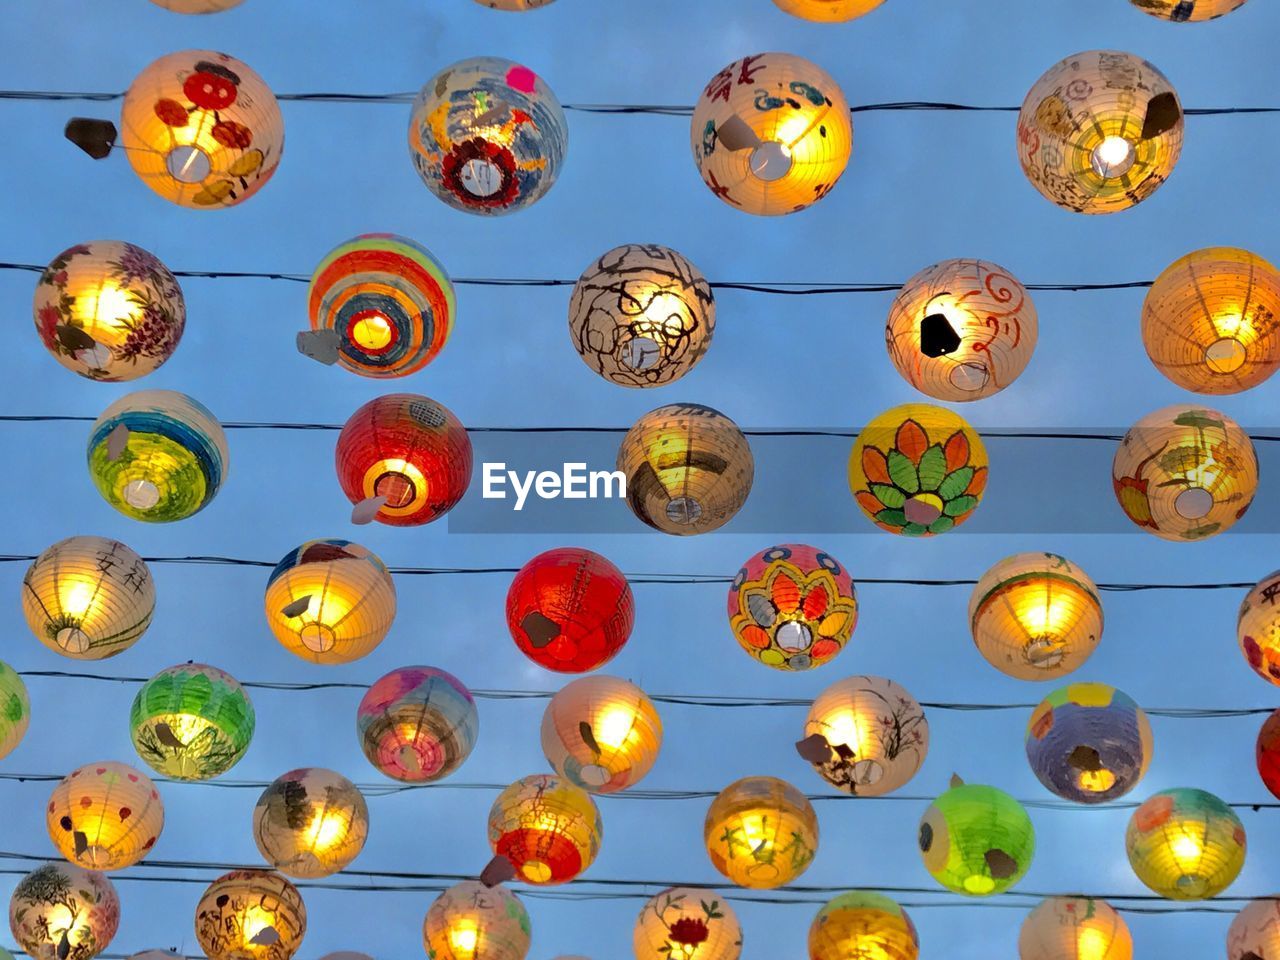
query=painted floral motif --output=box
[9,863,119,960]
[634,887,742,960]
[130,664,255,780]
[805,676,928,797]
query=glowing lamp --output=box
[487,774,603,885]
[194,869,306,960]
[252,768,369,878]
[540,675,662,793]
[130,663,254,780]
[1018,896,1132,960]
[808,892,918,960]
[1125,788,1245,899]
[918,781,1035,896]
[1130,0,1248,20]
[357,665,478,782]
[633,887,742,960]
[1228,898,1280,960]
[772,0,886,21]
[46,761,163,870]
[704,776,818,889]
[0,662,29,759]
[149,0,246,11]
[1238,570,1280,685]
[422,881,531,960]
[9,863,119,960]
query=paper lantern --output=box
[1112,405,1257,540]
[885,259,1038,402]
[1019,897,1132,960]
[9,862,119,960]
[772,0,886,21]
[264,540,395,664]
[507,547,634,672]
[1125,788,1245,899]
[802,676,928,797]
[568,244,715,388]
[88,390,229,523]
[809,892,918,960]
[46,761,163,870]
[409,57,567,215]
[704,776,818,889]
[0,661,30,759]
[848,403,987,536]
[149,0,246,11]
[633,887,742,960]
[617,403,754,535]
[969,553,1102,680]
[1239,571,1280,685]
[335,394,472,526]
[691,53,852,216]
[194,869,306,960]
[728,543,858,671]
[1025,683,1152,803]
[357,665,478,782]
[120,50,283,208]
[540,676,662,793]
[918,781,1035,896]
[1130,0,1248,20]
[1017,51,1182,214]
[130,663,255,780]
[252,768,369,878]
[308,234,454,378]
[1257,709,1280,800]
[1228,898,1280,960]
[33,241,184,381]
[422,881,531,960]
[487,774,603,885]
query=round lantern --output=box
[969,553,1102,681]
[802,676,928,797]
[475,0,555,7]
[704,776,818,889]
[194,869,306,960]
[409,57,567,216]
[149,0,246,11]
[506,547,634,672]
[33,241,185,381]
[9,862,119,960]
[1112,405,1257,540]
[772,0,886,21]
[1239,570,1280,685]
[1125,787,1246,899]
[848,403,987,536]
[308,234,454,379]
[918,782,1035,896]
[1228,898,1280,960]
[252,768,369,878]
[46,761,164,870]
[885,258,1038,402]
[264,540,396,664]
[120,50,283,208]
[1018,896,1132,960]
[1130,0,1248,20]
[568,244,715,388]
[334,393,472,526]
[0,661,30,759]
[88,390,229,523]
[617,403,754,535]
[540,675,662,793]
[356,665,478,782]
[633,887,742,960]
[129,663,255,780]
[1025,683,1152,803]
[808,892,918,960]
[422,881,531,960]
[1257,709,1280,800]
[1017,50,1183,214]
[487,773,603,885]
[690,53,852,216]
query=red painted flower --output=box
[154,98,189,127]
[212,120,253,148]
[36,304,61,349]
[669,917,709,946]
[184,70,238,110]
[441,137,520,209]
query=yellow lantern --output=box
[487,774,603,885]
[252,768,369,878]
[0,661,30,759]
[1125,788,1246,899]
[808,892,918,960]
[9,862,119,960]
[1239,569,1280,685]
[423,881,531,960]
[691,53,852,216]
[704,776,818,889]
[772,0,886,21]
[1130,0,1249,20]
[540,676,663,793]
[194,869,306,960]
[46,761,164,870]
[149,0,246,11]
[1228,898,1280,960]
[633,887,742,960]
[1018,897,1132,960]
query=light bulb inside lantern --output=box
[241,905,276,947]
[741,813,772,856]
[1077,928,1111,960]
[78,283,136,329]
[1017,597,1071,639]
[1170,830,1204,871]
[61,579,98,618]
[350,313,393,351]
[449,920,479,957]
[1090,136,1136,179]
[825,710,874,759]
[303,808,348,852]
[1076,767,1117,793]
[594,705,637,750]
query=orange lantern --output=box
[1130,0,1248,20]
[46,761,164,870]
[487,774,603,885]
[772,0,886,21]
[704,776,818,889]
[809,892,918,960]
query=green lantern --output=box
[0,661,29,759]
[918,779,1035,896]
[130,663,254,780]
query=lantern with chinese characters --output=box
[848,403,987,536]
[1019,897,1132,960]
[0,662,29,759]
[120,50,283,208]
[1130,0,1249,20]
[149,0,246,11]
[1125,788,1245,899]
[617,403,754,535]
[540,676,662,793]
[1017,51,1182,214]
[88,390,229,522]
[46,761,164,870]
[691,53,852,216]
[704,776,818,889]
[130,663,255,780]
[357,665,478,782]
[1257,709,1280,800]
[918,781,1035,896]
[634,887,741,960]
[1239,570,1280,685]
[487,774,603,885]
[772,0,886,21]
[194,869,306,960]
[1228,898,1280,960]
[1113,405,1257,540]
[422,881,531,960]
[252,768,369,878]
[809,892,918,960]
[9,863,119,960]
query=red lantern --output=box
[334,394,472,526]
[506,548,633,672]
[1258,708,1280,800]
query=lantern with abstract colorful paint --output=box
[918,781,1035,896]
[9,863,119,960]
[1238,570,1280,685]
[1019,897,1132,960]
[633,887,742,960]
[129,663,255,780]
[772,0,885,21]
[149,0,245,11]
[808,892,918,960]
[357,665,478,783]
[704,776,818,889]
[1125,788,1245,899]
[540,676,662,793]
[1130,0,1248,20]
[253,769,368,878]
[1228,897,1280,960]
[422,881,531,960]
[0,662,29,759]
[1257,709,1280,800]
[46,761,164,870]
[194,869,306,960]
[487,774,602,885]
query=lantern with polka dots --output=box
[704,776,818,889]
[633,887,742,960]
[1126,788,1245,900]
[0,662,29,760]
[1228,897,1280,960]
[808,892,918,960]
[1019,897,1132,960]
[422,881,531,960]
[918,781,1035,896]
[9,863,119,960]
[772,0,886,21]
[357,666,478,782]
[46,761,164,870]
[540,676,662,793]
[194,869,306,960]
[1026,684,1152,803]
[253,768,369,878]
[1130,0,1248,21]
[487,774,603,885]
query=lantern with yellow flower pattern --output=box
[1019,897,1132,960]
[46,761,164,870]
[194,869,306,960]
[704,776,818,889]
[422,881,531,960]
[1126,788,1245,899]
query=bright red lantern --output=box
[506,548,634,672]
[1258,708,1280,800]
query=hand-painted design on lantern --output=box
[46,761,164,870]
[1238,570,1280,686]
[633,887,742,960]
[130,663,255,780]
[487,774,603,885]
[9,862,119,960]
[194,869,306,960]
[541,676,662,793]
[772,0,886,21]
[0,662,29,759]
[1130,0,1249,21]
[1019,896,1132,960]
[704,776,818,889]
[918,781,1035,896]
[149,0,246,11]
[808,892,918,960]
[423,881,531,960]
[1125,787,1245,899]
[1228,897,1280,960]
[357,666,478,782]
[1256,709,1280,801]
[253,768,369,878]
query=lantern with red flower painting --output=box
[1256,709,1280,801]
[634,887,742,960]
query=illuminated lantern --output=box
[88,390,229,523]
[487,774,603,885]
[728,543,857,671]
[149,0,246,11]
[809,892,918,960]
[1112,405,1257,540]
[691,53,852,216]
[409,57,567,216]
[129,663,255,780]
[252,768,369,878]
[540,676,662,793]
[335,394,472,526]
[1130,0,1248,21]
[1018,897,1132,960]
[772,0,886,21]
[704,776,818,889]
[918,781,1035,896]
[476,0,556,7]
[33,241,184,381]
[885,259,1038,402]
[969,553,1102,681]
[1228,898,1280,960]
[617,403,754,535]
[120,50,283,208]
[46,761,164,870]
[568,244,715,388]
[802,676,928,796]
[633,887,742,960]
[0,662,30,759]
[356,665,478,782]
[194,869,306,960]
[264,540,396,664]
[308,234,454,379]
[1257,709,1280,800]
[1125,788,1245,899]
[9,862,119,960]
[506,548,634,672]
[1238,571,1280,685]
[422,881,531,960]
[848,403,987,536]
[1025,683,1152,803]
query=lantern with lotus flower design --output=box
[633,887,742,960]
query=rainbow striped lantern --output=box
[9,863,119,960]
[423,881,531,960]
[1019,897,1132,960]
[1126,787,1245,900]
[918,781,1035,896]
[0,662,29,759]
[46,761,164,870]
[704,776,818,889]
[1228,898,1280,960]
[487,774,603,885]
[357,666,478,782]
[130,663,255,780]
[633,887,742,960]
[1130,0,1249,21]
[808,892,918,960]
[540,676,663,793]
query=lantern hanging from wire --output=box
[194,869,306,960]
[704,776,818,889]
[1256,709,1280,800]
[0,661,29,759]
[1125,787,1246,899]
[252,768,369,878]
[46,761,164,870]
[918,779,1035,896]
[1228,897,1280,960]
[808,892,919,960]
[487,774,603,885]
[422,881,531,960]
[540,675,662,793]
[129,663,255,780]
[9,862,119,960]
[634,887,742,960]
[1018,896,1132,960]
[1239,570,1280,686]
[356,665,478,782]
[1130,0,1249,21]
[772,0,886,21]
[148,0,246,11]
